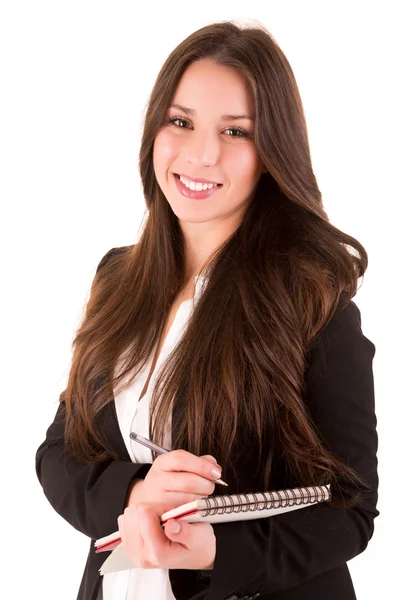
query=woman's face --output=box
[153,58,264,232]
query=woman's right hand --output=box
[126,450,222,514]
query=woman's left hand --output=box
[117,504,216,570]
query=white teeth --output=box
[179,175,219,191]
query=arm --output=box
[35,401,152,540]
[35,246,152,541]
[205,300,379,600]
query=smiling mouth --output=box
[173,173,223,200]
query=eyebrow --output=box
[168,103,255,122]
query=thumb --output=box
[164,518,185,539]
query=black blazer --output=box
[35,247,379,600]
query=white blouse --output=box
[99,274,207,600]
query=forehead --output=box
[170,59,254,117]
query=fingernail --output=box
[170,521,180,534]
[211,468,222,479]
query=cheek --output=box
[153,130,179,172]
[228,146,262,186]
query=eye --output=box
[166,116,251,139]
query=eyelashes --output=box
[166,116,251,139]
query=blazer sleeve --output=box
[35,246,153,541]
[204,300,379,600]
[35,401,152,541]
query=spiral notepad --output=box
[164,483,332,522]
[95,484,331,574]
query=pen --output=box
[129,431,228,486]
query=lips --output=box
[173,172,222,200]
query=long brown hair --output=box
[62,20,373,508]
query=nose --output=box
[184,129,220,168]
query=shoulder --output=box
[95,244,133,274]
[305,299,376,384]
[312,299,373,348]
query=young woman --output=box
[35,20,379,600]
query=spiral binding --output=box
[201,485,331,516]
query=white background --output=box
[1,1,398,599]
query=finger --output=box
[157,449,222,479]
[137,505,169,568]
[162,470,216,496]
[201,455,219,465]
[119,507,143,564]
